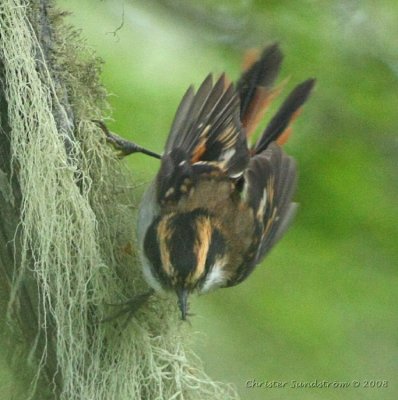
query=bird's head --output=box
[143,209,228,319]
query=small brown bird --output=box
[103,44,315,320]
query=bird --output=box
[100,43,315,320]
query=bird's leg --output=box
[93,120,161,159]
[101,289,155,324]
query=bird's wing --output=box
[248,143,297,262]
[157,75,249,204]
[165,74,249,173]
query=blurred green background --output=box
[57,1,398,399]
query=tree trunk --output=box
[0,1,238,399]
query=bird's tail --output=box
[236,43,315,153]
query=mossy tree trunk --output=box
[0,1,238,399]
[0,1,73,398]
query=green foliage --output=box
[55,1,398,399]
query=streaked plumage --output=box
[137,44,315,319]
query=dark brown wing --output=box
[157,75,249,204]
[249,143,297,264]
[254,144,297,262]
[164,74,248,172]
[228,143,297,285]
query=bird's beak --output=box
[177,288,189,320]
